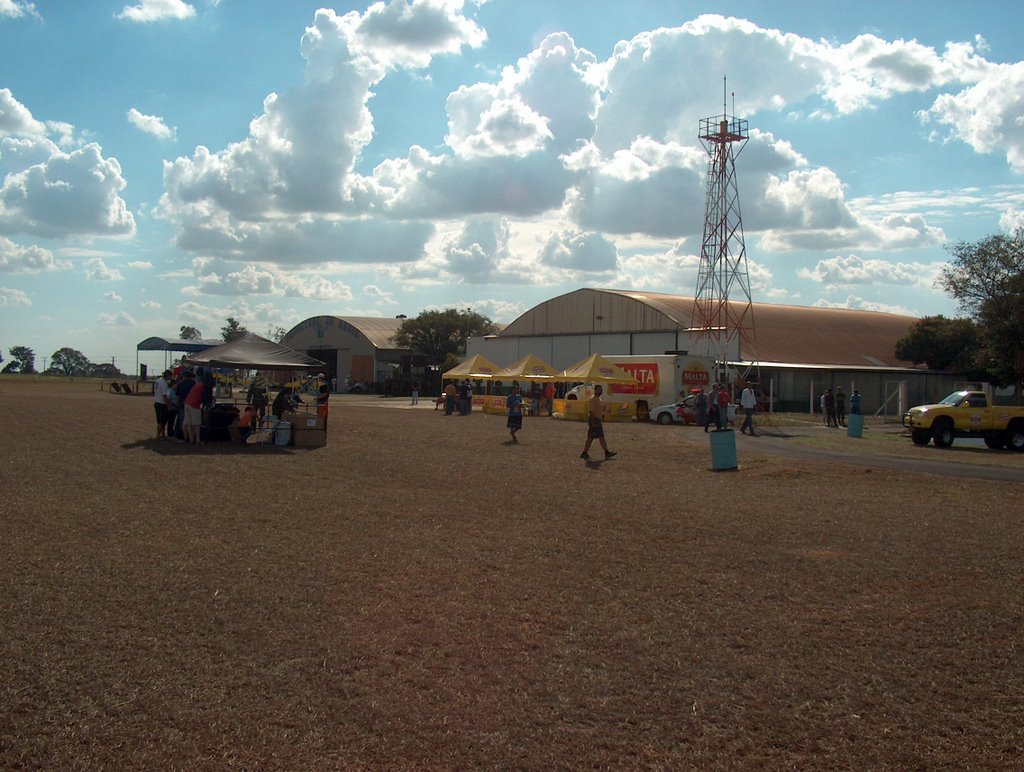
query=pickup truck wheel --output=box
[911,429,930,446]
[984,435,1005,450]
[932,419,955,448]
[1005,422,1024,452]
[656,412,673,425]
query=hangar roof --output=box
[283,316,404,351]
[500,288,918,368]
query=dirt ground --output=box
[1,379,1022,768]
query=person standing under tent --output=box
[580,384,616,461]
[544,381,555,416]
[153,369,172,440]
[183,374,205,446]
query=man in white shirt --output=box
[153,369,172,440]
[740,384,758,436]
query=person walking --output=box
[443,381,457,415]
[739,383,757,435]
[506,384,523,443]
[580,384,616,460]
[315,381,330,430]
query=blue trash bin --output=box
[709,428,738,471]
[847,413,864,438]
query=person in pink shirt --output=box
[183,375,205,446]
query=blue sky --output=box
[2,0,1023,371]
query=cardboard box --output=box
[283,411,324,431]
[292,426,326,447]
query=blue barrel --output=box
[709,428,738,471]
[847,413,864,438]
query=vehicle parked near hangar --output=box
[649,394,738,425]
[902,391,1024,450]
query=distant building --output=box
[281,316,414,388]
[468,288,965,414]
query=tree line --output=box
[896,229,1024,387]
[1,317,287,378]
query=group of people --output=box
[152,368,332,447]
[819,386,862,427]
[693,382,742,433]
[152,367,216,446]
[441,380,476,416]
[504,381,616,460]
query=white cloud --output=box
[812,295,917,316]
[353,0,486,68]
[98,311,136,326]
[103,291,123,302]
[0,236,72,273]
[116,0,194,22]
[181,258,355,302]
[0,88,46,137]
[538,229,618,273]
[141,300,161,309]
[0,285,31,305]
[921,60,1024,173]
[127,108,176,140]
[797,254,945,291]
[84,257,126,281]
[0,136,135,239]
[1000,208,1024,233]
[0,1,38,20]
[126,260,153,269]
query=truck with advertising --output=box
[565,354,716,421]
[901,390,1024,450]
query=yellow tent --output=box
[442,354,501,380]
[561,354,639,385]
[491,354,562,381]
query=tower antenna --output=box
[691,81,761,390]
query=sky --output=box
[2,0,1024,372]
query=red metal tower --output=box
[690,87,757,376]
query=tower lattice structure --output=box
[690,107,758,379]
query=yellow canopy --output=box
[442,354,501,380]
[561,354,639,384]
[491,353,562,381]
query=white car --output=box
[649,394,737,425]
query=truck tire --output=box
[932,419,955,448]
[1005,421,1024,452]
[636,400,650,422]
[657,412,673,425]
[984,435,1005,450]
[911,429,930,446]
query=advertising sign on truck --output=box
[565,354,716,420]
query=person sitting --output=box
[232,405,259,443]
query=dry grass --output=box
[1,379,1023,768]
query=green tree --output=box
[894,316,984,373]
[265,325,287,342]
[51,347,92,376]
[179,325,202,340]
[221,317,248,342]
[5,345,36,374]
[393,308,499,364]
[938,229,1024,386]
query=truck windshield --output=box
[938,392,969,406]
